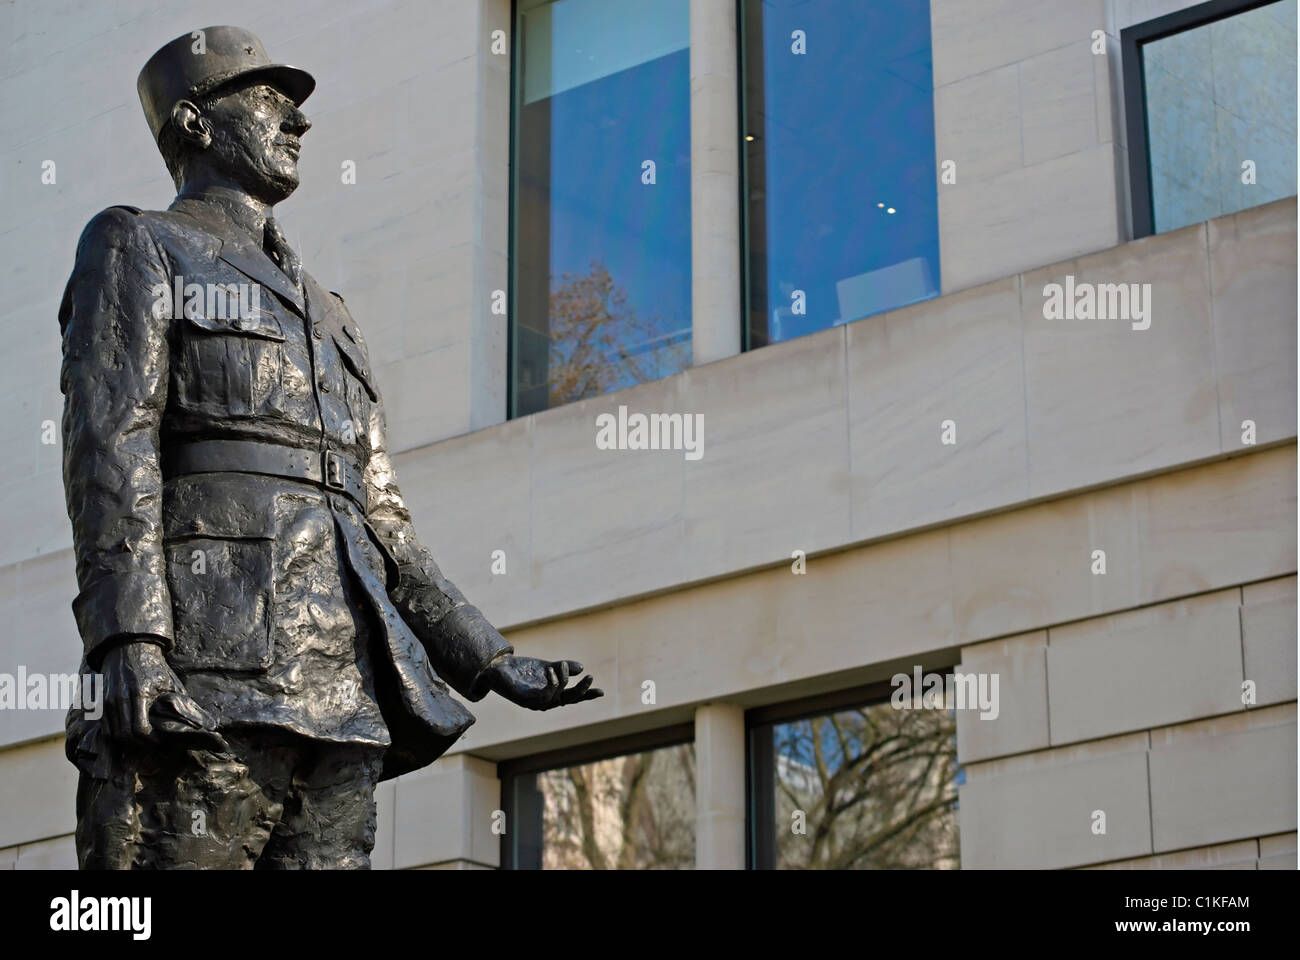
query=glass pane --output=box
[1143,0,1297,233]
[742,0,941,348]
[763,701,960,869]
[511,0,692,417]
[521,742,695,869]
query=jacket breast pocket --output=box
[165,535,275,673]
[177,304,287,419]
[331,330,379,446]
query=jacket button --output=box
[318,378,330,393]
[312,322,323,339]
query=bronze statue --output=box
[60,25,600,869]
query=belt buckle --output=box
[322,450,346,491]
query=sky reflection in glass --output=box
[512,0,691,416]
[743,0,941,348]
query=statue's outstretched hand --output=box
[487,656,603,711]
[100,639,229,752]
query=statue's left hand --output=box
[100,639,229,753]
[487,656,603,711]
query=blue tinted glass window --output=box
[750,699,960,869]
[742,0,941,348]
[511,0,692,417]
[1142,0,1297,234]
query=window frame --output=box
[745,676,960,869]
[1122,0,1286,239]
[507,0,523,420]
[735,0,942,351]
[737,0,755,354]
[505,0,695,419]
[497,721,696,869]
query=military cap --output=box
[137,26,315,142]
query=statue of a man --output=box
[60,26,600,869]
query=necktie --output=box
[263,217,304,295]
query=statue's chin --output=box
[250,170,299,205]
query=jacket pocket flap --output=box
[332,332,379,401]
[163,474,280,540]
[186,303,285,341]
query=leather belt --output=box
[163,439,366,509]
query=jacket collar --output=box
[168,195,307,317]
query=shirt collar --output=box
[170,187,269,247]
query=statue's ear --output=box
[170,100,212,149]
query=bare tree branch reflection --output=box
[774,703,960,869]
[540,744,695,869]
[544,261,690,407]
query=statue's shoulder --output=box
[81,203,204,232]
[62,206,171,330]
[75,204,215,267]
[76,204,165,252]
[325,288,359,321]
[80,203,146,233]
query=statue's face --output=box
[197,80,311,203]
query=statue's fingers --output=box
[154,691,217,731]
[562,675,594,704]
[109,695,133,742]
[548,661,570,707]
[564,660,584,675]
[129,693,153,742]
[153,720,228,753]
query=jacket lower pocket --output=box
[164,536,274,672]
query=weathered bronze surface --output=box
[60,25,600,869]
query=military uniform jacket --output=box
[59,196,512,779]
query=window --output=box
[740,0,941,349]
[1124,0,1297,237]
[510,0,692,417]
[500,726,695,869]
[748,684,961,869]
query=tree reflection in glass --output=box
[768,702,960,869]
[538,742,695,870]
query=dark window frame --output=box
[505,0,696,419]
[746,679,898,869]
[507,0,523,419]
[736,0,942,351]
[1122,0,1284,238]
[745,674,957,869]
[497,722,695,869]
[736,0,755,353]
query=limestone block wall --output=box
[959,578,1297,869]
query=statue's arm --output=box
[362,399,513,702]
[59,207,174,669]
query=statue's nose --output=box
[284,109,311,137]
